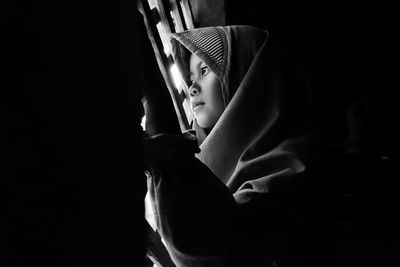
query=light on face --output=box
[141,115,146,131]
[170,64,182,89]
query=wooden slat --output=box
[179,0,195,29]
[138,0,190,131]
[170,0,186,32]
[157,0,175,33]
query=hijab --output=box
[170,25,313,204]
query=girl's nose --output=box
[189,83,200,97]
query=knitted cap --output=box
[170,27,228,85]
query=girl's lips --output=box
[193,104,204,111]
[192,102,204,110]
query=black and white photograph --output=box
[4,1,399,266]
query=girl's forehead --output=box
[189,53,203,69]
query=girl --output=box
[144,25,323,266]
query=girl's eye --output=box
[201,66,209,76]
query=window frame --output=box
[138,1,196,266]
[138,0,195,133]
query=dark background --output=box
[4,1,146,266]
[4,0,400,266]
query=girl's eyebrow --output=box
[190,60,203,78]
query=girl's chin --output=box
[195,117,208,129]
[195,116,215,129]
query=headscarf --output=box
[170,25,313,204]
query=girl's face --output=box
[188,54,225,129]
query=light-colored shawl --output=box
[144,25,317,266]
[170,25,312,204]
